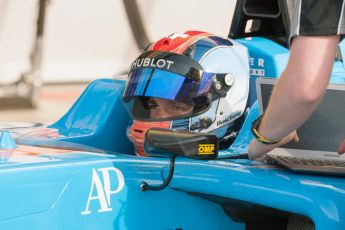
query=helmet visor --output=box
[123,68,214,120]
[123,68,213,103]
[122,51,216,120]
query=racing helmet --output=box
[123,31,250,156]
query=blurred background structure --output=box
[0,0,236,123]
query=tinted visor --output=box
[123,51,215,120]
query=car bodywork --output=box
[2,1,345,229]
[0,36,345,230]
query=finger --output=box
[250,154,269,162]
[248,150,263,160]
[337,140,345,154]
[248,140,271,160]
[247,149,268,161]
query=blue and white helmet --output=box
[123,31,250,152]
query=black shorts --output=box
[290,0,345,42]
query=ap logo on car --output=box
[81,167,125,215]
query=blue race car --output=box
[1,1,345,229]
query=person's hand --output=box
[338,139,345,154]
[248,131,299,161]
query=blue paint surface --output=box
[1,37,345,229]
[0,131,16,149]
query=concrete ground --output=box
[0,84,87,123]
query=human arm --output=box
[248,36,340,160]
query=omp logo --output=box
[198,144,215,155]
[81,167,125,215]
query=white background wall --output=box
[0,0,236,83]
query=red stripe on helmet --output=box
[150,31,212,54]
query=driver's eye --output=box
[171,105,184,111]
[169,102,190,111]
[148,102,160,110]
